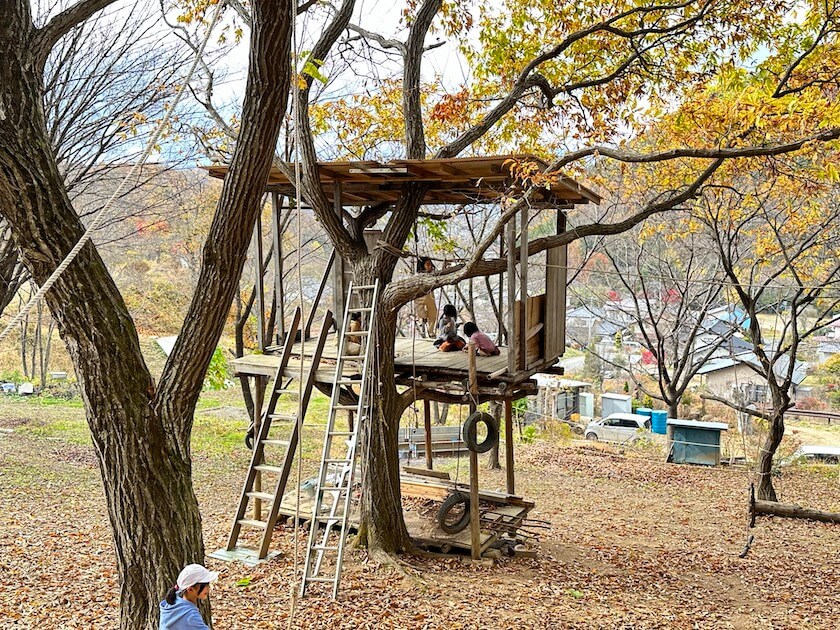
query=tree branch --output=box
[35,0,123,67]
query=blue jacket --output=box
[159,595,209,629]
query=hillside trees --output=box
[0,2,186,317]
[697,180,840,501]
[573,220,735,418]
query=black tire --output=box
[245,426,254,450]
[572,425,584,436]
[437,493,471,534]
[585,432,598,441]
[462,411,499,454]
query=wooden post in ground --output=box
[253,216,265,351]
[505,399,515,494]
[423,398,433,470]
[252,375,267,520]
[467,345,481,559]
[506,215,516,374]
[270,192,285,344]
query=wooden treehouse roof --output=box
[204,154,601,207]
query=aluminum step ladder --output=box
[301,280,379,598]
[223,307,332,561]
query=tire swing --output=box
[437,492,471,534]
[462,410,499,454]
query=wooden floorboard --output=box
[234,334,515,380]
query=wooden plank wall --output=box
[545,209,567,361]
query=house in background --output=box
[696,352,807,403]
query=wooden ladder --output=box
[300,280,379,599]
[225,307,332,560]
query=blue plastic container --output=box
[651,410,668,435]
[636,407,653,419]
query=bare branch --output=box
[35,0,123,66]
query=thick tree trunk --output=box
[756,410,785,501]
[354,258,414,553]
[0,1,293,627]
[0,8,206,628]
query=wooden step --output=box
[268,413,297,421]
[238,519,268,529]
[247,491,274,502]
[254,464,284,474]
[261,439,290,446]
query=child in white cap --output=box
[159,563,219,629]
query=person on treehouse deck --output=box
[159,564,218,630]
[413,256,437,337]
[435,304,466,352]
[462,321,500,357]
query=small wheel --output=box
[572,425,584,436]
[437,492,471,534]
[585,432,598,441]
[462,411,499,454]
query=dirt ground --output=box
[1,399,839,629]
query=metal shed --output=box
[666,419,728,466]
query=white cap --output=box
[176,564,219,591]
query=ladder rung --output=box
[352,284,376,290]
[335,379,362,386]
[324,458,351,464]
[261,439,290,446]
[313,515,341,522]
[269,413,297,421]
[238,519,268,529]
[338,355,363,361]
[328,430,356,436]
[331,405,358,411]
[304,576,336,583]
[247,491,274,502]
[353,307,373,312]
[319,486,348,493]
[344,330,369,336]
[254,465,284,474]
[311,545,339,552]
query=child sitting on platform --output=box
[434,304,466,352]
[462,321,500,357]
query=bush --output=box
[204,348,231,391]
[520,425,538,443]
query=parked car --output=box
[585,413,651,444]
[790,445,840,464]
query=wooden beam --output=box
[468,341,479,396]
[332,181,345,332]
[270,192,285,344]
[468,399,480,559]
[518,205,528,370]
[505,399,514,494]
[253,212,265,351]
[424,399,433,470]
[506,216,516,373]
[306,249,336,337]
[252,375,266,520]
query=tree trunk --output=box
[668,400,679,419]
[0,1,293,627]
[353,259,413,553]
[756,410,785,501]
[0,9,206,627]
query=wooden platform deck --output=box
[232,335,555,389]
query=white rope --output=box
[0,1,228,344]
[289,0,305,621]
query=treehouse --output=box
[205,155,599,569]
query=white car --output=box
[585,413,651,444]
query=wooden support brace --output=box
[505,399,515,494]
[423,398,433,470]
